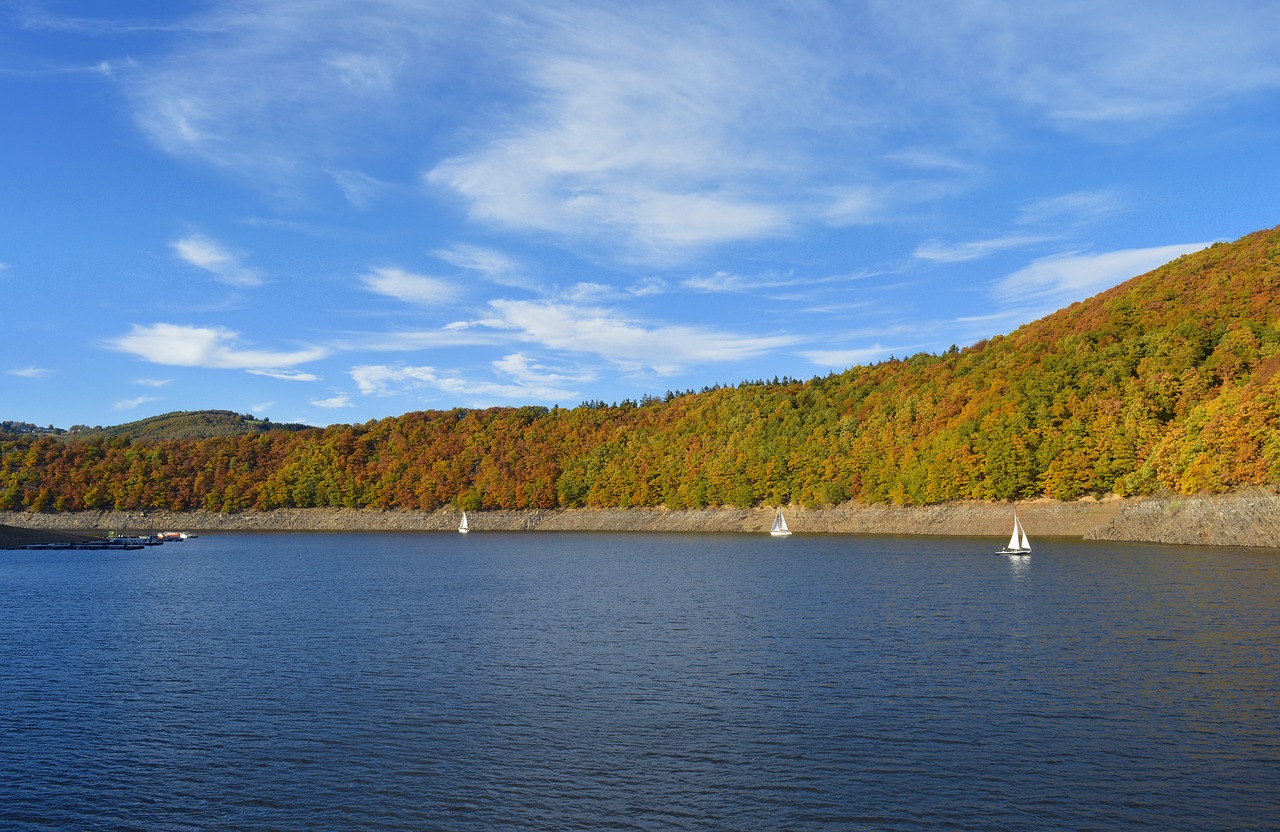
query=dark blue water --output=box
[1,533,1277,831]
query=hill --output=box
[57,410,316,442]
[2,225,1279,513]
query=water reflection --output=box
[1005,553,1031,584]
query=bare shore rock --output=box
[3,490,1278,547]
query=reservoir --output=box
[2,532,1277,830]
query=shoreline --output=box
[4,490,1279,548]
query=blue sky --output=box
[3,1,1280,428]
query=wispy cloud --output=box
[126,2,464,194]
[425,5,818,260]
[874,2,1280,130]
[108,323,328,369]
[135,378,172,387]
[114,395,162,411]
[330,323,504,353]
[433,244,520,281]
[433,244,541,291]
[799,345,900,369]
[14,10,192,36]
[486,299,801,375]
[327,168,395,208]
[172,234,263,286]
[1014,190,1126,227]
[5,366,52,378]
[246,369,322,382]
[682,270,823,294]
[360,266,456,305]
[994,241,1216,308]
[352,352,590,402]
[310,393,354,408]
[914,235,1054,264]
[121,2,1280,265]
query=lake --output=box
[1,532,1277,830]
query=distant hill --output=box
[62,410,316,442]
[3,225,1279,513]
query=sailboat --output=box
[996,509,1030,555]
[458,511,470,534]
[769,508,792,537]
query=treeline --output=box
[4,226,1280,513]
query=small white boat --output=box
[996,509,1031,555]
[458,511,470,534]
[769,508,792,537]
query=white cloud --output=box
[351,364,438,396]
[883,151,978,173]
[121,2,1280,270]
[351,353,591,402]
[683,271,778,293]
[488,299,800,375]
[311,393,354,408]
[247,368,322,382]
[126,2,462,192]
[0,262,9,274]
[799,345,899,369]
[628,277,666,297]
[328,168,395,208]
[994,241,1216,307]
[5,366,52,378]
[433,244,520,280]
[874,2,1280,130]
[914,235,1054,264]
[171,234,263,287]
[114,395,161,411]
[135,378,172,387]
[913,190,1128,265]
[425,6,808,261]
[488,352,592,400]
[1014,190,1125,227]
[107,323,328,369]
[250,401,274,413]
[360,266,455,305]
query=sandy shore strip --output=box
[4,490,1279,547]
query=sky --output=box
[3,1,1280,429]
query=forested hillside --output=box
[63,410,313,442]
[4,225,1279,513]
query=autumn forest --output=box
[5,225,1280,515]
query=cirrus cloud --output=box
[6,365,52,378]
[486,299,801,375]
[994,241,1216,308]
[351,352,591,402]
[360,266,456,305]
[172,233,263,286]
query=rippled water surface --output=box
[2,533,1278,830]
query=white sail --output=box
[1018,518,1030,551]
[770,508,792,536]
[1007,516,1022,550]
[458,511,469,534]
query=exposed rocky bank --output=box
[4,490,1280,548]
